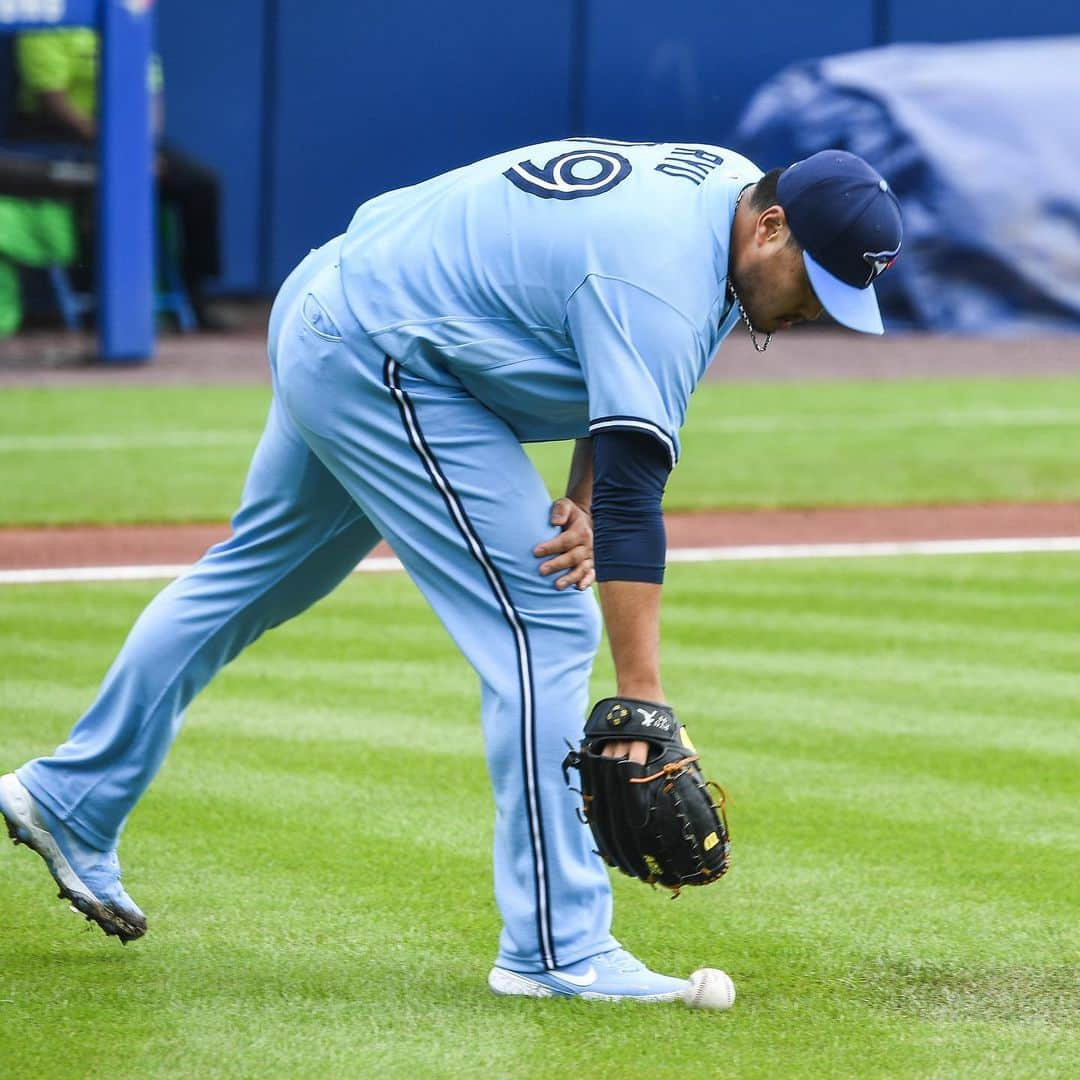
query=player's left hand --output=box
[562,698,732,893]
[601,739,648,763]
[534,497,594,591]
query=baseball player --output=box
[1,141,901,1002]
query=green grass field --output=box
[3,375,1080,525]
[1,555,1078,1078]
[2,372,1078,1076]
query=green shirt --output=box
[16,29,163,120]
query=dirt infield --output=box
[3,502,1078,571]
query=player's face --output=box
[734,207,824,333]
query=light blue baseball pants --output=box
[18,239,616,971]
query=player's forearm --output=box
[565,437,593,512]
[597,579,664,702]
[590,429,669,701]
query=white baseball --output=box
[682,968,736,1011]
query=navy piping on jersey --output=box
[587,415,677,468]
[382,356,557,970]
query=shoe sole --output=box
[487,966,683,1003]
[0,774,146,944]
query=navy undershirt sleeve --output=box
[591,429,672,584]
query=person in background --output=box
[13,27,224,329]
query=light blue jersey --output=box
[339,139,762,464]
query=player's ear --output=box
[755,205,790,250]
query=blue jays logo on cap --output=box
[777,151,903,335]
[864,249,899,285]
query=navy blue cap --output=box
[777,150,902,335]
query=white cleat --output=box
[0,773,146,943]
[489,948,687,1002]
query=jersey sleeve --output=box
[564,274,705,467]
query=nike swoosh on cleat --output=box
[551,966,598,987]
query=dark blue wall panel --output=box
[580,1,875,146]
[156,0,267,293]
[266,1,576,289]
[153,0,1080,294]
[888,0,1080,42]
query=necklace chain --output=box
[727,189,772,354]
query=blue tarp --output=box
[734,37,1080,334]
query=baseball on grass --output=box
[683,968,736,1011]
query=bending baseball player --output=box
[1,141,901,1002]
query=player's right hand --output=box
[533,497,595,591]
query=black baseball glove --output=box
[562,697,731,894]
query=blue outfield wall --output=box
[156,0,267,294]
[580,1,875,145]
[887,0,1079,42]
[156,0,1080,295]
[265,1,576,290]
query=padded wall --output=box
[580,1,875,145]
[157,0,267,293]
[887,0,1079,42]
[264,1,576,288]
[155,0,1080,293]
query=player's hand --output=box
[534,497,594,591]
[601,739,649,764]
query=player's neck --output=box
[728,185,755,283]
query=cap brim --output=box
[803,252,884,335]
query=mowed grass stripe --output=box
[4,380,1080,440]
[670,606,1080,668]
[5,405,1080,453]
[674,642,1080,710]
[5,376,1080,523]
[1,559,1077,1078]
